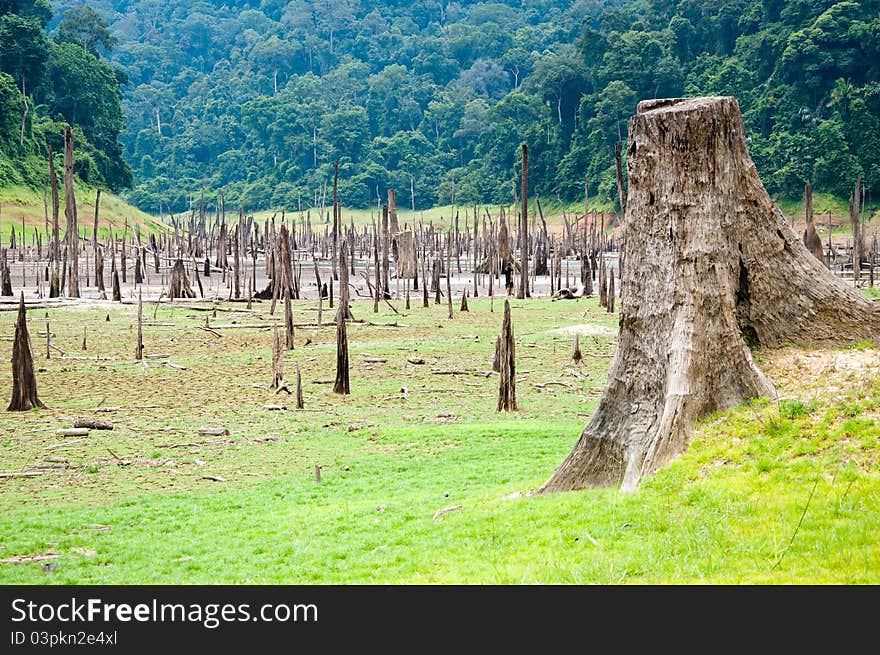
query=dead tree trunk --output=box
[168,259,195,299]
[111,267,121,302]
[540,97,880,494]
[7,293,45,411]
[93,189,101,286]
[446,236,453,319]
[850,175,862,284]
[803,182,823,264]
[295,363,304,409]
[135,289,144,360]
[332,248,350,395]
[48,147,61,298]
[284,288,295,350]
[63,125,79,297]
[517,144,529,299]
[1,252,12,296]
[606,266,615,313]
[496,299,516,412]
[271,326,286,393]
[95,246,105,298]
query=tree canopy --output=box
[3,1,878,211]
[0,0,130,191]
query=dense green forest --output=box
[0,0,131,191]
[3,1,879,213]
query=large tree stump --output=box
[540,97,880,494]
[8,293,45,411]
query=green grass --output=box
[0,184,167,243]
[0,296,877,584]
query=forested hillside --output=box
[0,0,130,192]
[31,1,880,212]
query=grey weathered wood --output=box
[496,300,516,412]
[540,97,880,494]
[7,293,45,411]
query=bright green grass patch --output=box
[0,297,877,583]
[0,184,167,242]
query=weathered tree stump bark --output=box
[48,147,61,299]
[803,182,823,264]
[271,326,288,394]
[517,144,529,299]
[606,267,615,313]
[332,248,350,395]
[63,125,79,298]
[571,335,582,365]
[111,268,121,302]
[7,293,45,411]
[540,97,880,494]
[0,254,12,296]
[284,289,295,350]
[295,363,304,409]
[168,259,196,300]
[135,289,144,361]
[496,299,516,412]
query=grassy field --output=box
[0,185,167,243]
[0,291,877,584]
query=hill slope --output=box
[47,0,880,213]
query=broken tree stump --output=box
[168,259,196,300]
[135,288,144,361]
[295,363,304,409]
[332,249,350,395]
[284,289,295,350]
[540,97,880,495]
[496,299,516,412]
[803,181,824,265]
[7,294,45,411]
[271,326,289,394]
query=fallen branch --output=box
[1,552,59,564]
[198,427,230,437]
[431,369,493,378]
[532,381,575,390]
[45,439,85,450]
[156,439,234,448]
[74,418,113,430]
[0,471,46,479]
[433,505,464,520]
[56,428,89,437]
[195,325,222,338]
[106,448,131,466]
